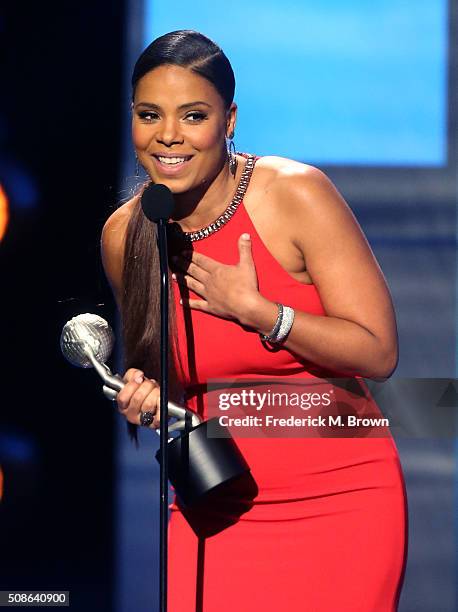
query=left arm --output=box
[173,167,398,380]
[241,168,399,379]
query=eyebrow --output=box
[134,101,212,110]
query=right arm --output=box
[100,199,162,429]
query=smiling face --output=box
[132,64,236,194]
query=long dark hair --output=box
[121,31,235,443]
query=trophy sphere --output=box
[60,313,115,368]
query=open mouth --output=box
[152,154,193,168]
[157,155,191,164]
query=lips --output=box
[151,153,193,175]
[155,154,192,164]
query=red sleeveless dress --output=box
[167,157,408,611]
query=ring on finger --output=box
[140,410,154,427]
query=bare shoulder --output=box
[254,154,318,176]
[253,155,341,206]
[258,156,372,265]
[252,156,397,370]
[101,195,139,306]
[249,155,349,244]
[102,195,138,241]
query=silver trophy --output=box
[60,313,201,433]
[60,313,251,512]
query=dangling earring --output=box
[226,135,237,178]
[135,153,140,178]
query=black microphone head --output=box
[141,183,175,222]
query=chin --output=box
[147,175,192,194]
[149,168,208,193]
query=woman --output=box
[101,30,407,611]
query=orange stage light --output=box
[0,184,10,242]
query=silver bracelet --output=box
[275,306,295,343]
[260,303,283,342]
[260,304,295,344]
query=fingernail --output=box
[134,373,144,384]
[172,273,177,280]
[241,233,250,240]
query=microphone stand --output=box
[157,217,169,612]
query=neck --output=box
[171,154,241,232]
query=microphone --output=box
[140,181,176,612]
[60,313,201,432]
[141,183,175,222]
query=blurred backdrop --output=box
[0,1,456,611]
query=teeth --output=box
[157,156,188,165]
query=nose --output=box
[156,117,184,147]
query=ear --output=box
[226,103,237,139]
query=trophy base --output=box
[155,417,251,508]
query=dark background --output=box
[0,3,123,608]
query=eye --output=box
[184,111,207,122]
[137,111,160,122]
